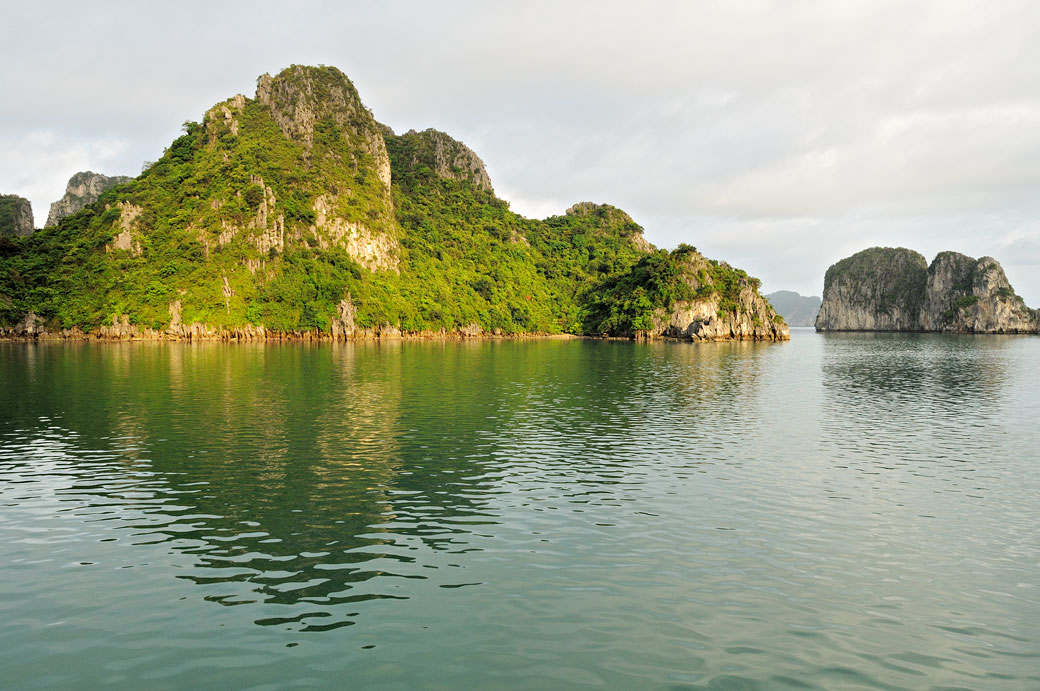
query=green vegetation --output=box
[580,244,766,336]
[953,294,979,309]
[0,65,778,338]
[0,195,32,237]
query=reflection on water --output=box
[1,335,1038,688]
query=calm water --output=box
[1,330,1038,689]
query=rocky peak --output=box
[390,128,494,193]
[565,202,633,224]
[46,171,132,227]
[817,246,1039,333]
[256,65,392,189]
[564,202,653,252]
[920,251,1036,332]
[0,195,34,237]
[815,247,928,331]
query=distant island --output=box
[816,247,1039,333]
[764,291,821,327]
[0,65,786,343]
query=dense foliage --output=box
[0,65,776,338]
[581,244,764,336]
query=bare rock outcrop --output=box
[648,257,789,342]
[311,194,399,272]
[256,65,393,191]
[816,247,1039,333]
[565,202,655,253]
[391,128,494,193]
[919,252,1038,332]
[816,248,928,331]
[652,295,789,342]
[0,195,34,237]
[46,172,132,227]
[587,246,788,342]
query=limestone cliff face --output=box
[652,290,789,342]
[649,251,787,341]
[815,248,928,331]
[391,128,494,193]
[817,247,1039,333]
[584,245,788,342]
[0,195,34,237]
[256,65,393,191]
[46,172,131,227]
[919,252,1038,332]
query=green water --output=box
[1,331,1038,689]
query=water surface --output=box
[1,331,1038,688]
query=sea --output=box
[1,328,1037,689]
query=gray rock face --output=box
[653,288,790,342]
[256,65,393,191]
[919,252,1038,332]
[765,290,822,327]
[46,172,131,227]
[816,248,928,331]
[395,128,494,193]
[0,195,34,237]
[650,252,789,342]
[816,247,1039,333]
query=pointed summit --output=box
[255,65,391,190]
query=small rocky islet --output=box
[816,247,1039,334]
[0,64,786,343]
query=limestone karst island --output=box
[816,247,1040,334]
[0,65,786,343]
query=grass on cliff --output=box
[580,244,763,336]
[0,90,649,335]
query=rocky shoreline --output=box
[0,311,786,343]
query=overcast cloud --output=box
[3,0,1039,302]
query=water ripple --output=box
[1,335,1038,688]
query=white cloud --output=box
[2,0,1039,303]
[0,131,129,223]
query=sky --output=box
[3,0,1039,302]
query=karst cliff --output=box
[46,172,133,227]
[0,195,34,238]
[816,247,1039,333]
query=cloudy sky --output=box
[3,0,1039,302]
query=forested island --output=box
[0,65,786,343]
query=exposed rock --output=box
[0,195,34,237]
[99,314,140,339]
[311,194,399,272]
[648,254,788,342]
[816,247,1040,333]
[565,202,655,253]
[919,252,1038,332]
[166,300,266,340]
[256,65,392,191]
[0,310,42,337]
[46,172,131,227]
[765,290,822,327]
[107,202,143,256]
[330,295,357,337]
[816,248,927,331]
[204,94,246,141]
[587,245,788,342]
[393,128,494,193]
